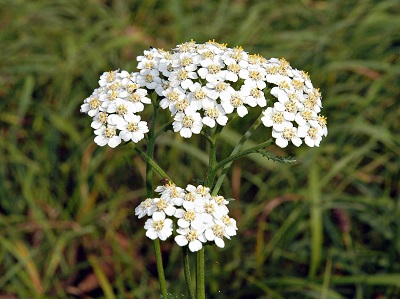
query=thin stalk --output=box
[196,248,205,299]
[211,112,264,195]
[145,100,168,299]
[153,239,168,299]
[209,138,273,195]
[130,144,171,181]
[183,247,196,299]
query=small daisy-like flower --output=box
[221,215,238,237]
[80,90,104,117]
[261,105,292,132]
[115,113,149,143]
[172,111,203,138]
[295,109,318,127]
[298,124,323,147]
[135,198,155,218]
[175,227,206,252]
[197,57,225,84]
[144,213,173,241]
[205,223,227,248]
[241,85,267,108]
[220,90,248,117]
[187,82,212,111]
[150,197,177,220]
[175,208,211,230]
[317,115,328,137]
[272,122,302,148]
[93,125,121,148]
[137,69,162,90]
[91,111,109,129]
[169,67,198,90]
[202,104,228,128]
[98,70,118,87]
[126,88,151,113]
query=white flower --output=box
[202,104,228,128]
[242,65,266,89]
[160,184,185,205]
[295,109,318,127]
[221,215,238,237]
[197,57,225,84]
[205,81,235,101]
[150,197,176,220]
[169,68,198,90]
[272,122,302,148]
[205,223,227,248]
[240,85,267,108]
[187,82,213,111]
[137,69,162,90]
[317,115,328,137]
[93,125,121,148]
[175,227,206,252]
[80,90,104,117]
[115,113,149,143]
[98,70,118,87]
[160,87,185,110]
[173,111,203,138]
[135,198,155,218]
[144,214,173,241]
[174,208,210,230]
[220,89,248,117]
[125,88,151,113]
[261,106,292,132]
[91,112,109,129]
[298,124,323,147]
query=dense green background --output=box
[1,0,399,298]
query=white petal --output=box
[189,240,202,252]
[146,229,158,240]
[175,235,188,247]
[215,237,225,248]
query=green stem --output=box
[153,239,168,299]
[183,247,196,299]
[145,99,168,299]
[196,248,205,299]
[211,112,264,195]
[130,144,171,182]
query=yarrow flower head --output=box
[135,182,238,252]
[81,40,327,148]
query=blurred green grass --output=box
[0,0,399,298]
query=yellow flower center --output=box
[272,111,284,123]
[153,220,164,231]
[230,95,243,108]
[251,88,262,99]
[282,128,295,140]
[178,69,188,81]
[208,64,221,74]
[228,63,240,74]
[156,199,168,211]
[212,224,224,238]
[89,98,100,109]
[187,229,198,241]
[127,122,138,132]
[99,112,108,124]
[206,107,219,119]
[184,211,196,222]
[116,104,127,115]
[182,116,194,128]
[105,127,116,138]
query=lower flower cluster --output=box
[135,182,238,252]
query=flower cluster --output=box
[81,40,327,148]
[135,182,238,252]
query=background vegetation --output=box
[1,0,399,298]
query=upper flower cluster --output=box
[81,40,327,148]
[135,182,238,252]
